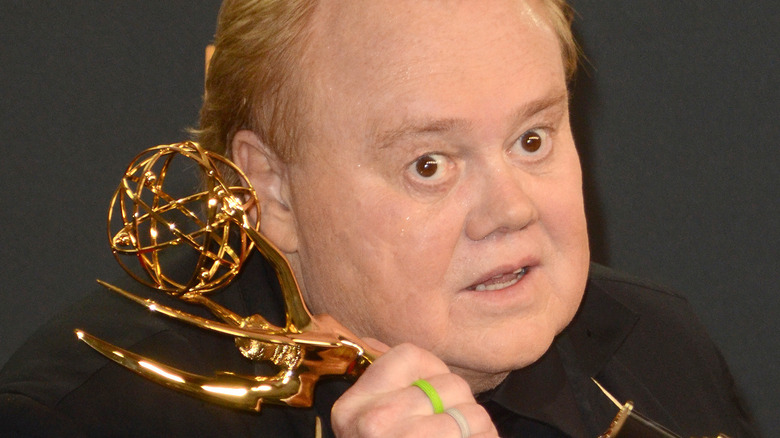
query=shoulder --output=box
[0,285,217,435]
[579,264,757,437]
[0,261,316,437]
[584,263,708,338]
[582,263,721,369]
[587,263,689,307]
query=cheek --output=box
[537,153,588,248]
[546,183,587,245]
[530,151,589,299]
[291,178,462,333]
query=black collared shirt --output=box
[476,264,757,437]
[0,259,758,437]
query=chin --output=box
[444,333,557,393]
[445,326,558,377]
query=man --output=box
[0,1,756,437]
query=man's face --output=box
[279,0,589,381]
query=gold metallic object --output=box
[76,142,377,410]
[594,379,730,438]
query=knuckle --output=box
[390,342,449,374]
[392,342,423,362]
[353,403,397,437]
[473,405,493,424]
[448,374,473,395]
[330,399,350,435]
[354,416,384,438]
[469,405,497,434]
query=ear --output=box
[231,130,299,254]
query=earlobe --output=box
[230,130,299,254]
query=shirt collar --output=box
[483,267,640,436]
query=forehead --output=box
[299,0,564,143]
[308,0,557,77]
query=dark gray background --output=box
[1,2,777,435]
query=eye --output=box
[513,128,550,156]
[410,153,446,179]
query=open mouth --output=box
[468,267,528,292]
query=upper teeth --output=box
[473,267,527,291]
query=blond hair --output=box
[198,0,578,163]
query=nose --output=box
[464,164,538,241]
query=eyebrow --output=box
[373,91,569,149]
[511,91,569,125]
[374,118,470,150]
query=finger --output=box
[335,372,473,424]
[403,372,475,415]
[332,343,489,437]
[440,403,498,437]
[388,404,498,438]
[470,433,501,438]
[350,343,451,394]
[361,337,391,354]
